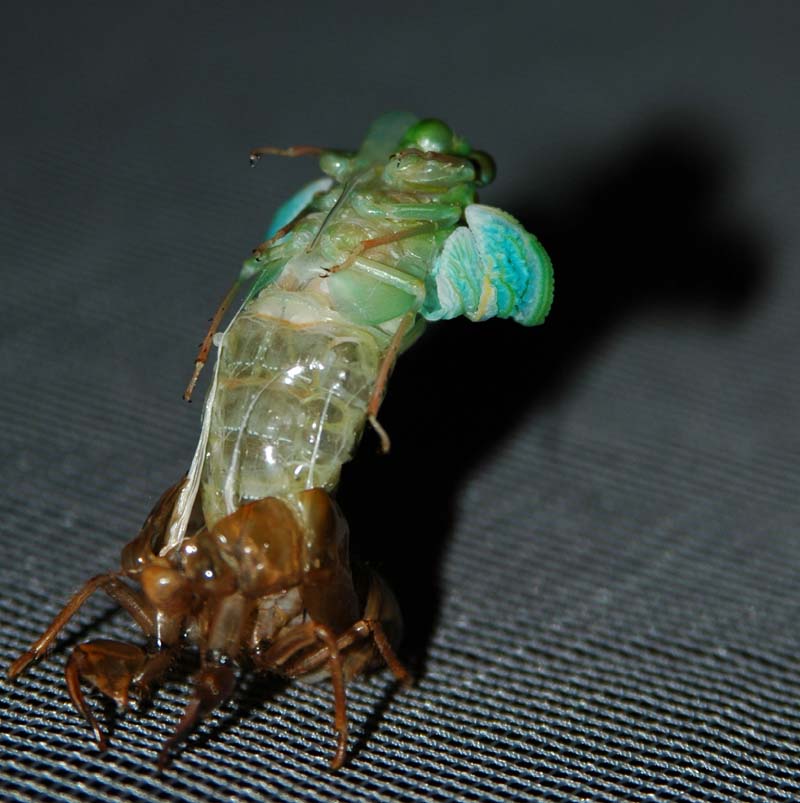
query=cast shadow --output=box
[339,110,766,672]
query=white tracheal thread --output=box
[307,384,336,490]
[162,310,231,555]
[223,372,281,516]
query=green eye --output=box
[400,118,454,153]
[470,150,496,186]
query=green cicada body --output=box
[168,112,555,539]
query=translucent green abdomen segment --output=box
[201,290,382,529]
[422,204,554,326]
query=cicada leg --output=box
[254,621,350,770]
[366,309,417,453]
[157,660,237,769]
[249,214,307,260]
[327,222,437,275]
[312,625,349,771]
[281,618,411,687]
[248,144,324,166]
[183,277,242,402]
[157,591,248,769]
[66,640,178,751]
[9,575,164,751]
[183,208,318,403]
[340,619,412,686]
[263,618,410,771]
[279,569,412,688]
[65,639,148,750]
[7,574,154,681]
[256,573,411,770]
[183,197,327,402]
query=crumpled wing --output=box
[265,176,333,239]
[423,204,553,326]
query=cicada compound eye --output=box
[400,118,455,153]
[470,150,496,187]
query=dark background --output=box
[2,2,799,801]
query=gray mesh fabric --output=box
[2,3,800,801]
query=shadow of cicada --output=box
[340,109,766,671]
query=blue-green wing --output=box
[265,176,333,238]
[422,204,553,326]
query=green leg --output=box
[366,309,417,453]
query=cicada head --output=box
[399,118,496,186]
[318,113,496,189]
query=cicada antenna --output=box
[248,145,325,167]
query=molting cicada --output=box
[9,112,553,769]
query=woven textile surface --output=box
[2,3,799,801]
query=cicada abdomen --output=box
[200,290,385,527]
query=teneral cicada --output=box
[8,112,553,769]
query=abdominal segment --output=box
[201,290,382,529]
